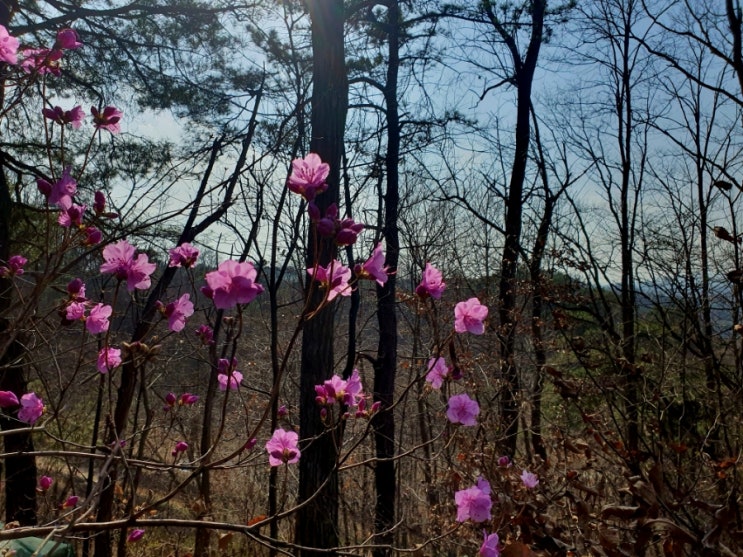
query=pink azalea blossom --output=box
[171,441,188,457]
[288,153,329,200]
[416,263,446,299]
[160,293,194,332]
[58,203,85,228]
[91,105,123,134]
[497,455,511,468]
[447,393,479,426]
[42,105,85,129]
[0,25,19,65]
[67,278,86,299]
[0,255,27,277]
[164,392,177,410]
[217,358,243,391]
[86,303,112,334]
[195,324,214,345]
[454,297,489,335]
[100,240,156,292]
[21,48,62,75]
[126,529,144,543]
[97,346,122,374]
[38,475,53,492]
[179,393,199,406]
[455,477,492,523]
[93,191,106,214]
[65,301,87,322]
[312,203,364,246]
[520,469,539,489]
[355,243,389,286]
[55,28,82,50]
[0,391,19,408]
[18,392,44,425]
[204,259,264,310]
[40,168,77,209]
[425,357,450,389]
[265,428,301,466]
[168,242,199,268]
[84,226,102,245]
[62,495,79,509]
[307,259,352,302]
[479,531,501,557]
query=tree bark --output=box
[295,1,348,555]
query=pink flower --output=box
[355,243,389,286]
[93,191,106,214]
[288,153,329,200]
[0,25,19,65]
[21,48,62,75]
[312,203,364,246]
[164,392,177,410]
[497,455,511,468]
[0,255,27,277]
[42,168,77,209]
[65,301,87,322]
[161,293,194,332]
[84,226,102,245]
[179,393,199,406]
[425,357,450,389]
[455,477,492,523]
[168,243,199,268]
[520,469,539,489]
[91,106,123,134]
[100,240,156,292]
[126,529,144,543]
[42,105,85,129]
[217,358,243,391]
[447,393,479,426]
[204,259,264,310]
[18,392,44,425]
[58,203,85,228]
[416,263,446,299]
[0,391,19,408]
[307,259,352,302]
[55,28,82,50]
[479,531,501,557]
[265,428,301,466]
[97,347,122,374]
[454,297,488,335]
[67,278,86,299]
[37,475,53,492]
[86,303,112,334]
[61,495,79,509]
[195,324,214,345]
[171,441,188,457]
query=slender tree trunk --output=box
[296,1,348,554]
[484,0,546,455]
[372,3,400,554]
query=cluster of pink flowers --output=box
[309,202,364,247]
[455,477,492,522]
[217,357,243,391]
[0,390,44,425]
[65,298,113,335]
[265,428,301,466]
[163,391,199,411]
[0,255,27,278]
[314,369,364,408]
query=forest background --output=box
[1,0,743,556]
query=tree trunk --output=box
[296,1,348,555]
